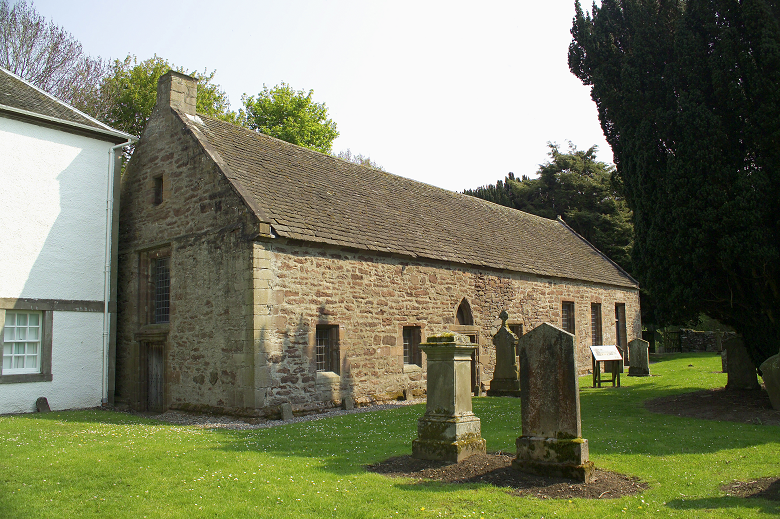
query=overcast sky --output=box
[32,0,608,192]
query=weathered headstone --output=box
[280,402,294,421]
[627,338,650,376]
[512,323,594,482]
[342,395,355,410]
[487,310,521,397]
[759,354,780,411]
[412,333,486,462]
[724,336,760,390]
[35,397,51,413]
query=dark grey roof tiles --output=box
[0,66,128,137]
[186,112,637,288]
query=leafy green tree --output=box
[0,0,106,105]
[241,83,339,154]
[569,0,780,368]
[465,143,634,273]
[82,55,236,139]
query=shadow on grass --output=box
[665,496,780,515]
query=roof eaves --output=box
[0,102,136,143]
[555,216,639,287]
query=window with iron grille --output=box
[315,325,339,373]
[561,301,575,335]
[615,303,627,348]
[153,257,170,324]
[403,326,421,366]
[591,303,603,346]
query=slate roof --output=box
[0,66,132,141]
[182,112,637,289]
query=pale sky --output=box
[32,0,609,192]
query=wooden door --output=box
[147,342,164,412]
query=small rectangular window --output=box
[152,257,170,324]
[591,303,603,346]
[403,326,421,366]
[2,311,41,374]
[561,302,575,335]
[315,325,340,374]
[508,323,523,338]
[153,176,164,205]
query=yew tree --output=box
[569,0,780,368]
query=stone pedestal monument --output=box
[627,338,650,376]
[487,310,521,397]
[512,323,594,483]
[412,333,486,462]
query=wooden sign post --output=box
[590,345,623,388]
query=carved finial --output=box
[499,310,509,327]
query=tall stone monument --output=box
[724,336,760,390]
[412,333,486,462]
[627,338,650,376]
[487,310,521,397]
[512,323,594,482]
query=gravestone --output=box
[759,354,780,411]
[35,397,51,413]
[342,395,355,410]
[724,337,760,390]
[627,338,650,376]
[280,402,294,421]
[512,323,594,483]
[412,333,486,462]
[487,310,521,397]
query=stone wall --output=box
[252,240,641,409]
[115,100,260,414]
[679,329,736,352]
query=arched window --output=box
[456,298,474,326]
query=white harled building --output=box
[0,66,134,414]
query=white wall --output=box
[0,116,113,413]
[0,312,104,414]
[0,117,110,301]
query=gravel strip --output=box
[124,399,426,430]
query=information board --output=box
[589,345,623,362]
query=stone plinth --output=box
[412,333,486,462]
[512,323,594,483]
[760,354,780,411]
[724,337,760,390]
[627,338,650,376]
[487,310,521,397]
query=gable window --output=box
[315,325,340,374]
[561,301,575,335]
[591,303,603,346]
[403,326,422,366]
[152,256,170,324]
[153,175,164,205]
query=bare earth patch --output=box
[644,387,780,426]
[366,453,647,499]
[721,478,780,502]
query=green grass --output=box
[0,353,777,518]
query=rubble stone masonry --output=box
[253,240,641,410]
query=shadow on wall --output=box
[1,141,109,411]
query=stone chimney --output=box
[156,71,197,115]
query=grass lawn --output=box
[0,353,777,518]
